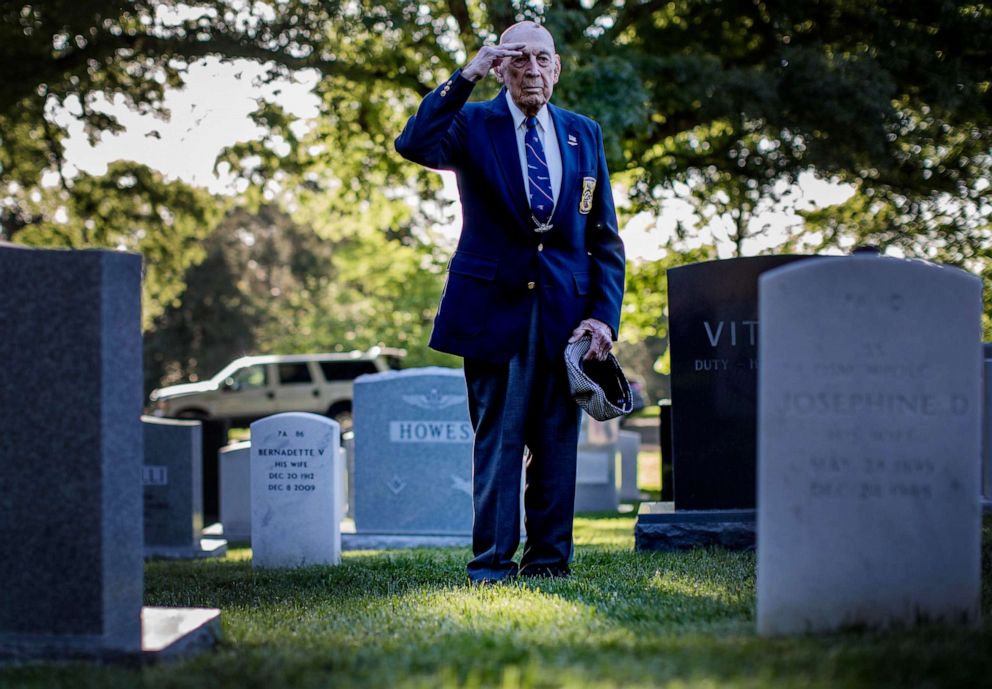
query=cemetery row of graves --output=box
[0,245,989,687]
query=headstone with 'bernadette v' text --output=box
[757,256,983,635]
[250,413,341,568]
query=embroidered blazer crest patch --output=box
[579,176,596,214]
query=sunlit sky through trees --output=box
[54,56,856,262]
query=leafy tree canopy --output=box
[4,1,989,241]
[3,1,991,378]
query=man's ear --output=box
[493,58,504,83]
[553,55,561,84]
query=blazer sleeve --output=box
[394,70,476,171]
[585,122,626,340]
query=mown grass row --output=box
[3,515,990,689]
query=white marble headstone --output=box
[250,413,341,568]
[618,430,642,501]
[574,416,619,512]
[757,256,983,635]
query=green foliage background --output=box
[1,1,990,394]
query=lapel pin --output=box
[567,134,578,147]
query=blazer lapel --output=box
[484,92,531,231]
[549,104,577,229]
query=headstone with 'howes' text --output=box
[757,256,983,634]
[353,368,475,534]
[251,413,341,568]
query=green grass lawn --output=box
[3,517,991,689]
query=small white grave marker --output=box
[251,413,341,568]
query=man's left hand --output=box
[569,318,613,361]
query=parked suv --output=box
[148,348,404,428]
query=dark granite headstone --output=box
[667,256,810,509]
[143,416,226,559]
[636,256,814,551]
[635,503,756,551]
[200,419,229,524]
[0,246,219,661]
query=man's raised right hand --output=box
[461,42,525,82]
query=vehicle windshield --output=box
[210,360,253,384]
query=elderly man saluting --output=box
[395,21,625,583]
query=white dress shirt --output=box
[505,91,562,211]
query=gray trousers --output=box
[463,300,581,581]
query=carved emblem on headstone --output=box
[386,475,407,495]
[143,465,168,486]
[450,474,472,496]
[402,388,465,410]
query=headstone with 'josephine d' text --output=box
[757,256,983,635]
[250,413,341,568]
[353,368,475,534]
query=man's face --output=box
[496,24,560,115]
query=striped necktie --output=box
[525,116,554,228]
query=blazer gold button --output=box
[527,281,536,290]
[537,243,544,252]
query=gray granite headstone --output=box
[220,441,251,542]
[343,433,355,519]
[618,430,642,502]
[251,412,341,568]
[353,368,475,534]
[574,416,619,513]
[0,246,219,660]
[143,416,225,559]
[757,256,983,635]
[983,347,992,501]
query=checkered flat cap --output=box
[564,336,634,422]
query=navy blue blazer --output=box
[395,70,625,363]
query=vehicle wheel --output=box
[326,403,353,434]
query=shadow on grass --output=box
[2,526,990,689]
[140,543,992,689]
